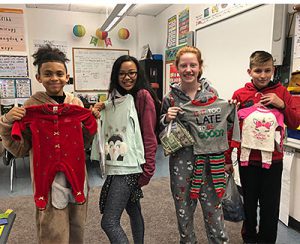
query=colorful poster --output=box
[0,78,15,98]
[169,64,180,84]
[0,78,31,99]
[165,44,186,62]
[167,15,177,48]
[0,55,28,77]
[15,78,31,98]
[0,8,26,51]
[178,8,189,45]
[195,4,254,28]
[290,13,300,95]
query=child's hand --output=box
[225,164,234,174]
[138,173,150,187]
[91,102,105,119]
[90,105,101,119]
[165,106,183,123]
[4,107,26,123]
[228,99,240,109]
[260,93,285,109]
[94,101,105,111]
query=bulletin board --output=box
[0,78,31,98]
[72,48,129,91]
[0,55,28,77]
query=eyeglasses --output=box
[118,71,138,79]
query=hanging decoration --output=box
[73,25,86,37]
[89,36,99,46]
[118,28,130,40]
[105,38,112,46]
[89,30,112,48]
[95,29,108,40]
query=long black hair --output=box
[108,55,161,121]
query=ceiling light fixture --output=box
[100,4,135,32]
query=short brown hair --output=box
[249,51,274,68]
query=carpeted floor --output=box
[0,177,243,243]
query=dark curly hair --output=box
[32,44,69,74]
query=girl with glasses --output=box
[93,55,161,243]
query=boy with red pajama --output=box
[0,45,97,243]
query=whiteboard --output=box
[72,48,129,91]
[195,5,274,99]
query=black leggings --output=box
[239,162,283,243]
[101,175,144,244]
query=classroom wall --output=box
[0,4,157,94]
[153,4,290,96]
[136,15,156,58]
[153,4,240,54]
[0,4,291,95]
[153,4,268,97]
[26,8,139,93]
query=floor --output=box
[0,146,299,243]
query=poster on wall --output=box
[0,78,31,98]
[0,8,26,52]
[33,40,69,57]
[292,12,300,61]
[165,44,186,62]
[15,78,31,98]
[0,78,15,98]
[164,63,181,95]
[169,64,180,84]
[178,8,189,45]
[288,10,300,120]
[0,55,28,77]
[292,13,300,73]
[195,4,255,29]
[167,15,177,48]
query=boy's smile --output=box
[248,60,274,90]
[36,62,69,96]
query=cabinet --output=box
[284,142,300,231]
[139,59,163,101]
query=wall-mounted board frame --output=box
[0,78,31,98]
[0,55,28,77]
[72,48,129,91]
